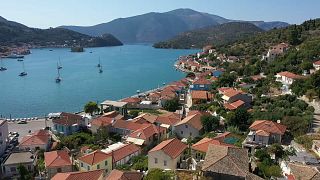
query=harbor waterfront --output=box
[0,45,198,118]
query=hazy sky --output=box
[1,0,319,29]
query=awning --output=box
[160,124,170,129]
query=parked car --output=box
[17,120,27,124]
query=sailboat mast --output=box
[22,62,25,72]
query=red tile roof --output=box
[155,116,180,126]
[91,116,114,127]
[44,150,71,168]
[112,144,141,163]
[256,130,270,136]
[193,78,212,85]
[192,137,235,153]
[106,169,143,180]
[175,114,203,130]
[52,170,104,180]
[121,97,141,103]
[20,130,50,147]
[78,150,111,165]
[213,132,232,142]
[224,100,245,110]
[314,60,320,65]
[249,120,287,135]
[191,91,213,100]
[52,112,83,126]
[187,110,210,117]
[112,119,144,132]
[277,71,304,79]
[223,89,242,98]
[129,124,165,141]
[149,138,187,159]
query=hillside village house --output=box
[219,88,252,110]
[100,100,128,117]
[243,120,287,148]
[313,60,320,71]
[192,134,235,162]
[19,129,51,151]
[44,150,72,179]
[262,43,289,61]
[126,123,166,146]
[0,119,8,156]
[148,138,187,170]
[52,112,85,136]
[102,143,141,167]
[191,90,213,104]
[227,56,239,63]
[174,113,203,139]
[52,169,105,180]
[2,152,35,178]
[282,163,320,180]
[275,71,304,85]
[190,78,212,91]
[202,144,263,180]
[78,150,112,173]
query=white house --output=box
[275,71,303,85]
[313,60,320,71]
[0,119,8,156]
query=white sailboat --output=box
[19,62,27,76]
[97,57,101,68]
[55,62,62,83]
[58,57,62,69]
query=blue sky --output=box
[1,0,319,29]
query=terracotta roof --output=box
[249,120,287,135]
[91,116,114,127]
[112,119,144,132]
[288,163,320,180]
[128,124,165,140]
[52,112,83,126]
[218,87,233,93]
[213,132,232,142]
[224,100,245,110]
[251,75,264,81]
[103,111,124,120]
[191,91,212,100]
[78,150,111,165]
[223,89,241,98]
[170,81,187,88]
[163,85,181,92]
[193,78,212,85]
[52,170,104,180]
[155,116,180,126]
[44,150,71,168]
[314,60,320,65]
[175,114,203,130]
[210,77,218,81]
[160,112,180,119]
[121,97,141,103]
[135,113,158,124]
[160,90,176,100]
[112,144,141,162]
[19,130,50,147]
[277,71,304,79]
[149,138,187,159]
[202,144,263,180]
[106,169,143,180]
[192,137,235,153]
[256,130,270,136]
[187,110,210,117]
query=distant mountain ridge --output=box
[60,8,289,43]
[0,16,123,47]
[153,22,264,49]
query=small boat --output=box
[18,62,27,77]
[55,63,62,83]
[6,54,24,59]
[97,57,101,68]
[57,58,62,69]
[0,58,7,71]
[17,59,24,62]
[90,51,93,53]
[99,65,103,73]
[49,49,53,51]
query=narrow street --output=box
[299,96,320,133]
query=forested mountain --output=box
[153,22,264,49]
[0,16,123,47]
[60,8,288,43]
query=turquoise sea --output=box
[0,45,198,118]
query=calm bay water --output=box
[0,45,198,118]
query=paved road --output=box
[299,96,320,133]
[8,119,53,141]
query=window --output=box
[87,166,90,171]
[57,168,62,173]
[97,164,100,169]
[105,161,108,166]
[199,85,204,88]
[10,167,16,172]
[181,131,183,135]
[155,158,158,164]
[185,125,188,128]
[81,163,83,167]
[190,132,192,136]
[0,132,2,136]
[164,160,167,166]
